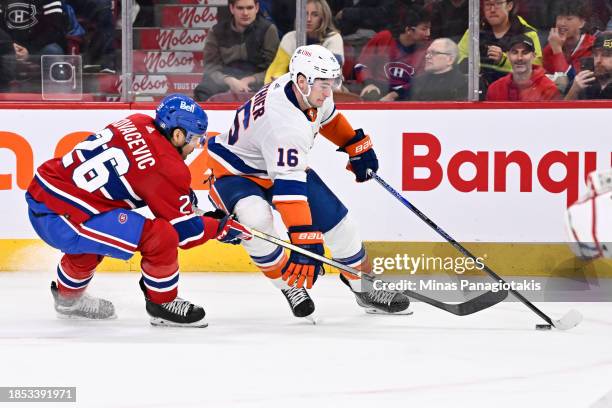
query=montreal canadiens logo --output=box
[7,3,38,29]
[118,213,128,224]
[383,62,415,85]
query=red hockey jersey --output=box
[485,66,561,102]
[354,30,429,93]
[27,113,214,249]
[543,33,595,75]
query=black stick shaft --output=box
[369,171,554,326]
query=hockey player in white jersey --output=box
[566,169,612,260]
[206,44,410,318]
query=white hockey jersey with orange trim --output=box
[207,73,338,224]
[565,169,612,259]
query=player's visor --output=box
[185,129,206,145]
[312,77,343,91]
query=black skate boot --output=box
[50,281,116,320]
[281,286,315,318]
[340,274,412,315]
[139,278,207,327]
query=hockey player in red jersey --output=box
[25,94,250,327]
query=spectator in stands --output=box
[331,0,424,37]
[565,31,612,99]
[0,28,16,91]
[355,6,431,101]
[0,0,66,59]
[193,0,279,101]
[427,0,469,42]
[458,0,542,93]
[486,34,561,101]
[543,0,595,79]
[265,0,342,84]
[67,0,116,73]
[395,37,467,101]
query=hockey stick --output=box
[243,226,507,316]
[368,170,583,330]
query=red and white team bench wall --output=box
[0,101,611,276]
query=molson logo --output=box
[115,75,169,93]
[143,52,197,73]
[176,7,217,28]
[402,133,611,206]
[156,29,208,50]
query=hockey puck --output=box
[535,324,552,330]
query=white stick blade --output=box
[552,309,583,330]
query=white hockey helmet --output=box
[289,45,342,89]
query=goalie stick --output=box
[368,170,582,330]
[243,227,507,316]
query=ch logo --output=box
[383,62,416,83]
[118,213,128,224]
[7,3,37,29]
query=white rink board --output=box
[0,108,610,242]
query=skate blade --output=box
[149,317,208,328]
[364,308,414,315]
[56,312,117,320]
[303,314,320,325]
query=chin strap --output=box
[294,82,313,108]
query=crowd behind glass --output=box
[0,0,610,102]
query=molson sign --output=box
[134,51,204,74]
[161,6,218,28]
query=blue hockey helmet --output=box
[154,93,208,144]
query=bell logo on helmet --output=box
[179,100,195,113]
[155,93,208,139]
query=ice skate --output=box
[340,274,412,315]
[50,281,116,320]
[140,279,207,327]
[281,286,316,320]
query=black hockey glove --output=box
[202,209,251,245]
[338,129,378,182]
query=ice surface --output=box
[1,272,611,408]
